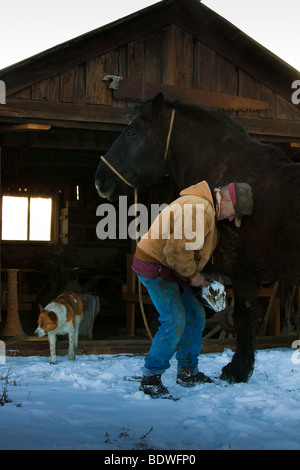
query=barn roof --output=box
[0,0,299,149]
[0,0,299,102]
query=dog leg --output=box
[74,316,81,348]
[68,330,76,360]
[48,333,57,364]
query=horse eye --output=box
[126,130,135,137]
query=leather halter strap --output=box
[100,108,176,188]
[100,155,135,188]
[163,108,175,163]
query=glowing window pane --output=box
[2,196,28,240]
[29,198,52,241]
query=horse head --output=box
[95,93,172,201]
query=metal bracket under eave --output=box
[103,75,123,90]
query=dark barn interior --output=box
[0,0,300,356]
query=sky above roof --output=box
[0,0,299,72]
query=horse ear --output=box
[141,92,164,122]
[152,92,164,116]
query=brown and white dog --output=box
[34,292,83,364]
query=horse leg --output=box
[220,279,259,383]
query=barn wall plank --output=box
[86,48,127,106]
[86,56,109,105]
[215,54,237,96]
[49,75,61,102]
[144,31,162,83]
[9,87,32,100]
[5,22,300,125]
[277,94,300,121]
[193,40,216,91]
[32,79,50,101]
[127,38,145,108]
[127,39,144,79]
[162,24,193,88]
[114,46,127,108]
[60,64,85,103]
[259,83,277,119]
[238,70,261,118]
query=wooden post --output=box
[1,269,26,336]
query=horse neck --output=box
[164,105,295,192]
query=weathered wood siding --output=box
[9,24,300,123]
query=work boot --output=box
[176,371,212,387]
[139,374,169,397]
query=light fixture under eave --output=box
[0,123,51,132]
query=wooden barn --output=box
[1,0,299,355]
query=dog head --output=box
[34,304,58,337]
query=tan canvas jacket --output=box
[135,181,218,278]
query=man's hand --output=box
[189,272,210,287]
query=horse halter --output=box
[100,155,135,188]
[100,108,176,189]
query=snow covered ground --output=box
[0,347,300,451]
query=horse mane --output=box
[168,100,294,164]
[134,97,291,165]
[165,99,252,142]
[135,97,251,143]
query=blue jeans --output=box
[137,274,206,377]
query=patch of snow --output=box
[0,348,300,450]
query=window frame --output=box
[1,190,58,244]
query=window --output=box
[1,195,52,241]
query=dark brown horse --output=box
[95,92,300,383]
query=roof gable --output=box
[0,0,299,139]
[1,0,299,102]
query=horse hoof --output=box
[220,362,250,384]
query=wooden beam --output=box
[291,143,300,148]
[0,115,125,132]
[3,336,295,357]
[236,116,300,139]
[1,99,300,139]
[0,99,133,125]
[112,78,269,111]
[0,123,51,132]
[0,128,119,150]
